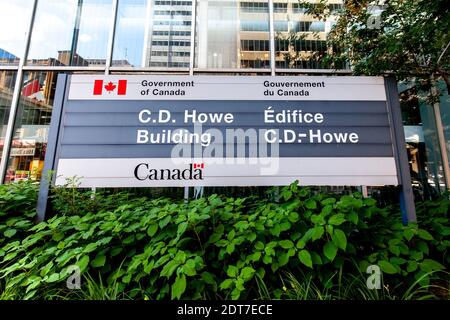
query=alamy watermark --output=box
[367,2,388,30]
[366,265,382,290]
[66,265,81,290]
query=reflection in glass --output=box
[275,0,342,69]
[5,71,58,183]
[0,0,33,65]
[27,0,112,67]
[113,0,192,68]
[0,71,17,164]
[399,84,446,199]
[437,81,450,166]
[195,0,270,69]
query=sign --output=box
[37,74,416,223]
[10,147,35,156]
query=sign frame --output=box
[37,74,416,224]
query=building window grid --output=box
[0,0,346,74]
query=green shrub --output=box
[0,181,448,300]
[0,180,38,248]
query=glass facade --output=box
[399,82,449,199]
[0,0,34,65]
[195,0,270,69]
[113,0,192,68]
[0,71,17,163]
[5,71,57,182]
[27,0,112,67]
[0,0,448,196]
[438,81,450,163]
[273,0,341,69]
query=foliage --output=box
[299,0,450,93]
[0,180,38,247]
[0,181,448,300]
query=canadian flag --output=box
[93,79,127,95]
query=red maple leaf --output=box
[104,81,116,93]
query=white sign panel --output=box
[50,75,400,188]
[68,75,387,101]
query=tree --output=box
[301,0,450,94]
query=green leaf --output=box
[415,271,430,287]
[255,241,264,250]
[182,259,197,276]
[332,228,347,250]
[347,212,359,225]
[419,259,445,272]
[249,251,261,262]
[321,205,333,216]
[417,229,433,241]
[282,190,292,201]
[311,214,325,225]
[278,253,289,267]
[76,255,90,272]
[288,212,299,223]
[161,260,181,278]
[321,198,336,206]
[310,251,323,265]
[159,216,171,229]
[201,272,216,286]
[147,223,158,237]
[171,274,186,299]
[296,239,306,249]
[311,226,324,241]
[240,267,255,280]
[379,260,398,274]
[298,250,313,268]
[91,254,106,268]
[246,232,257,242]
[305,199,317,210]
[226,243,235,254]
[323,242,338,261]
[52,232,64,242]
[278,240,294,249]
[227,265,239,278]
[219,279,234,290]
[177,222,188,237]
[110,247,123,257]
[389,245,401,256]
[46,273,60,283]
[407,261,418,272]
[416,241,429,255]
[262,255,272,264]
[227,230,236,241]
[403,228,415,241]
[328,214,346,226]
[4,229,17,238]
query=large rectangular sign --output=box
[45,75,402,188]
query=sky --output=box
[0,0,119,63]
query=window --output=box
[113,0,192,68]
[196,0,270,69]
[5,71,60,182]
[0,0,34,65]
[273,3,287,13]
[240,2,268,13]
[0,71,17,164]
[27,0,112,67]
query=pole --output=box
[69,0,84,65]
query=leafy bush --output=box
[0,180,38,247]
[0,181,448,300]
